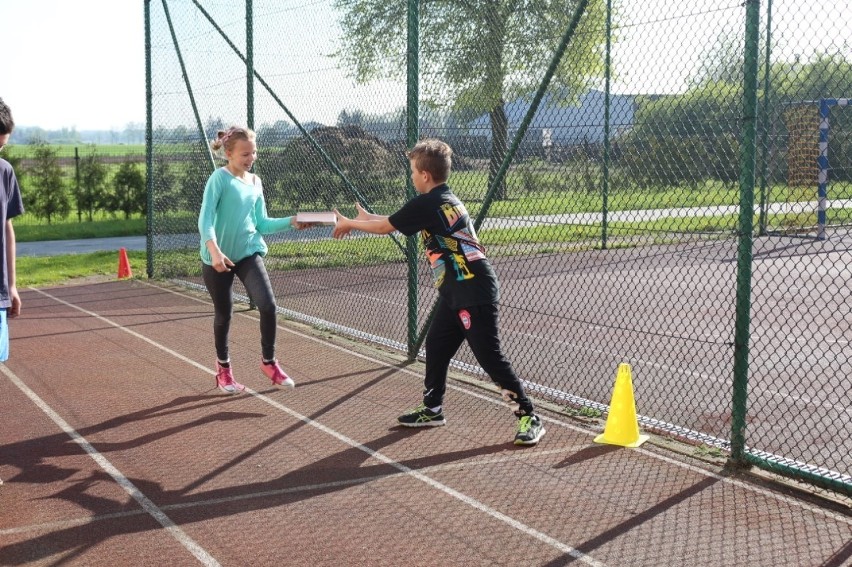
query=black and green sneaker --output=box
[397,403,446,427]
[514,414,545,445]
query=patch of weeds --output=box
[562,405,603,419]
[694,444,725,458]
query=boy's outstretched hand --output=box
[332,209,351,239]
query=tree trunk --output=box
[488,99,508,201]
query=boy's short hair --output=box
[407,139,452,183]
[0,98,15,135]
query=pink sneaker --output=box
[216,362,245,394]
[261,359,295,388]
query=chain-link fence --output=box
[146,0,852,497]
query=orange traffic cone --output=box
[594,363,649,447]
[118,247,133,279]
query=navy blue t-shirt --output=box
[0,159,24,308]
[389,184,498,309]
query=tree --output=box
[109,161,146,219]
[332,0,608,199]
[337,109,365,128]
[277,125,402,210]
[178,153,213,215]
[75,146,109,221]
[205,116,226,141]
[151,156,178,215]
[25,143,70,224]
[0,148,25,190]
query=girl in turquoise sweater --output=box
[199,126,312,393]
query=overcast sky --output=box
[1,1,144,131]
[1,1,846,132]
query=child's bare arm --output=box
[332,209,394,239]
[5,220,19,318]
[354,202,384,221]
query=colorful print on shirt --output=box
[423,201,486,289]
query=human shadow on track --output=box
[819,538,852,567]
[1,394,260,479]
[180,364,407,494]
[553,444,620,468]
[0,405,513,565]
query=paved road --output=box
[17,236,147,257]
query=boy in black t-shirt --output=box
[332,139,544,446]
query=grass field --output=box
[18,250,147,288]
[6,144,146,157]
[15,214,146,242]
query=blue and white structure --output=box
[817,98,849,240]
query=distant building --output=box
[467,89,637,147]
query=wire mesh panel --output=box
[149,0,413,346]
[749,0,852,487]
[148,0,852,495]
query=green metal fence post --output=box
[405,0,419,360]
[730,0,761,467]
[757,0,773,236]
[247,0,255,310]
[601,0,612,250]
[145,0,154,278]
[74,147,81,223]
[246,0,254,130]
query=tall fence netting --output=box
[148,0,852,495]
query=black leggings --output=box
[202,253,278,362]
[423,300,534,415]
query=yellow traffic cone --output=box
[594,363,649,447]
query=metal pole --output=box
[74,147,81,223]
[246,0,254,130]
[405,0,419,360]
[601,0,612,250]
[145,0,154,278]
[757,0,773,236]
[246,0,256,311]
[729,0,761,466]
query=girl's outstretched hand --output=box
[291,219,316,230]
[355,202,371,220]
[332,209,351,239]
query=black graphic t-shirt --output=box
[389,184,498,309]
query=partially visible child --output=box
[199,126,312,394]
[332,139,545,445]
[0,97,23,486]
[0,98,23,360]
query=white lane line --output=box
[150,281,852,525]
[0,363,220,567]
[32,286,604,566]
